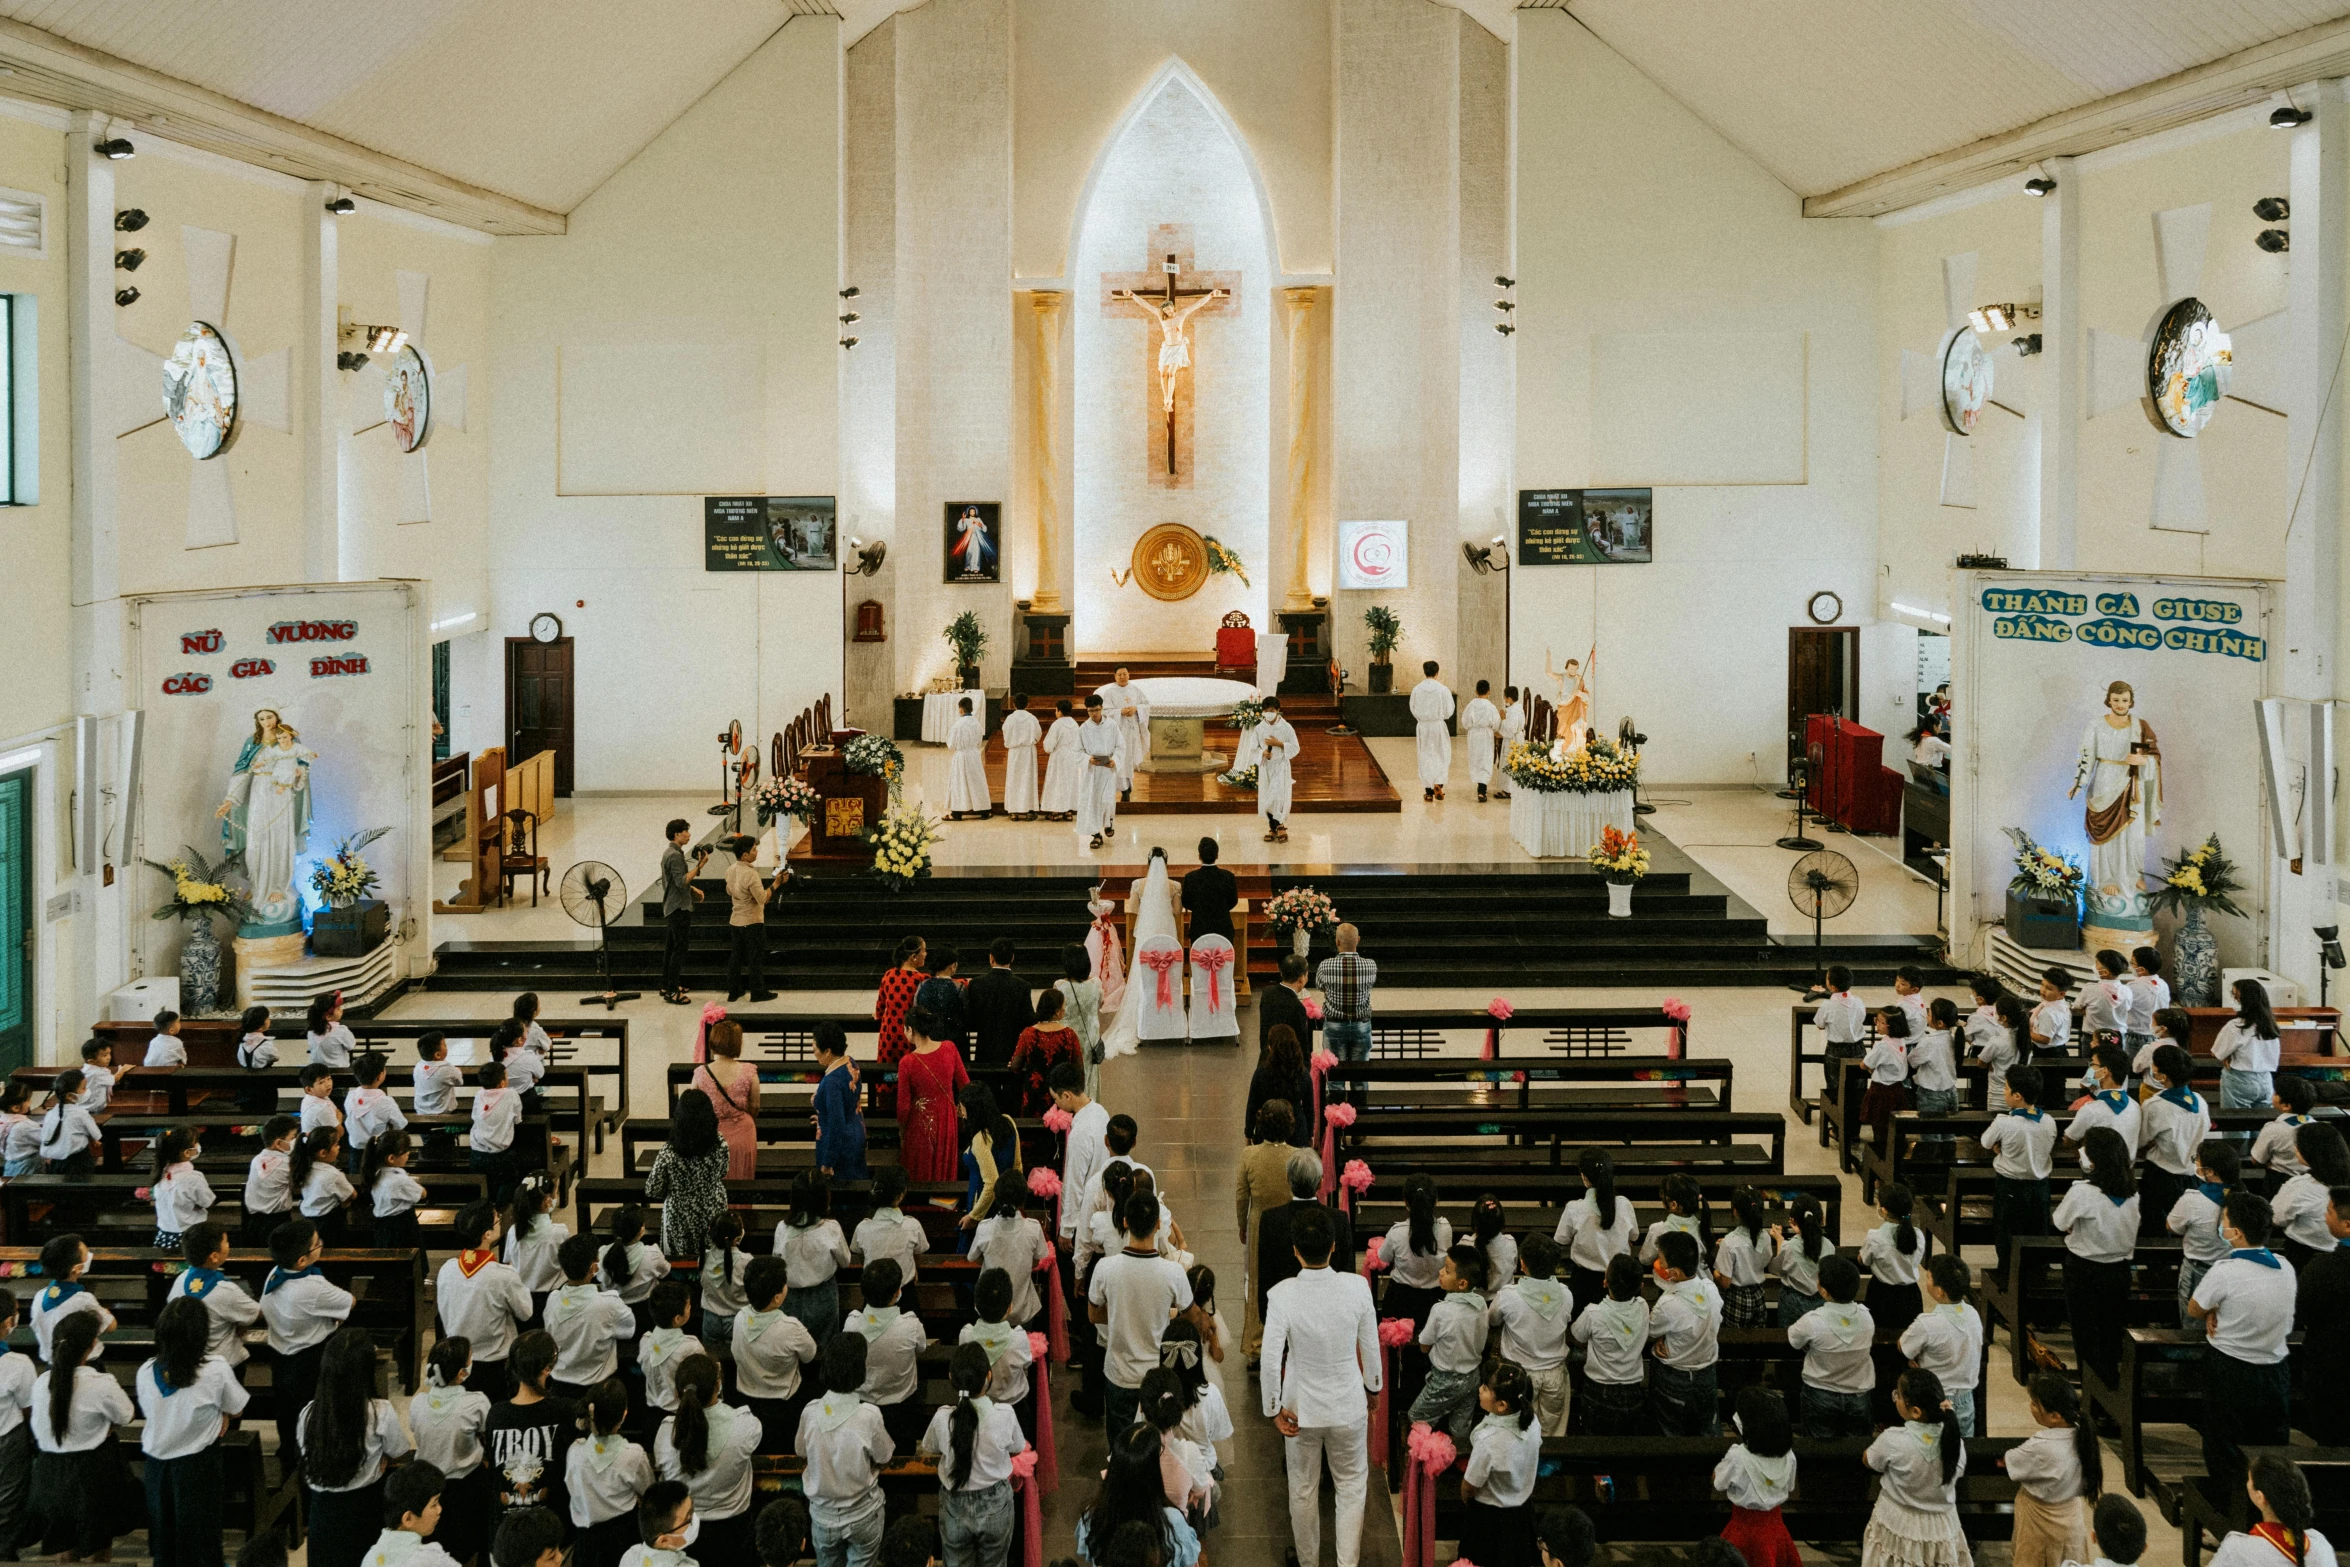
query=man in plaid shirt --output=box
[1314,924,1378,1081]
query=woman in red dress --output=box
[873,935,927,1067]
[894,1007,969,1182]
[1007,988,1082,1115]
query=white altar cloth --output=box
[1255,632,1289,696]
[1131,676,1258,719]
[1508,788,1635,859]
[921,690,985,743]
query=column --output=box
[1281,286,1321,612]
[300,181,341,582]
[2036,154,2080,570]
[1026,290,1066,613]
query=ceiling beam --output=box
[0,14,565,236]
[1802,12,2350,219]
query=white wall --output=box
[483,21,844,789]
[1511,13,1879,784]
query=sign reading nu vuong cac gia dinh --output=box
[1981,587,2265,662]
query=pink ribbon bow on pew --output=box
[1399,1422,1459,1567]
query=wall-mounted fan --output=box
[561,860,640,1011]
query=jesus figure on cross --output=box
[1111,282,1230,417]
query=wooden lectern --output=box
[795,753,889,864]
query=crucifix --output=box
[1102,226,1236,480]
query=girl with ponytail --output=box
[919,1341,1032,1567]
[651,1353,759,1567]
[503,1170,570,1319]
[1137,1365,1215,1521]
[2056,1125,2139,1386]
[2213,1455,2335,1567]
[2002,1372,2100,1567]
[1554,1147,1636,1304]
[1768,1191,1833,1324]
[2169,1140,2241,1324]
[292,1124,355,1246]
[150,1125,215,1250]
[566,1377,654,1567]
[1381,1173,1453,1329]
[138,1297,244,1567]
[1860,1368,1969,1567]
[601,1203,671,1337]
[1860,1182,1927,1335]
[27,1307,135,1560]
[1641,1172,1713,1266]
[1471,1193,1517,1295]
[1714,1185,1776,1327]
[407,1335,496,1567]
[362,1128,424,1249]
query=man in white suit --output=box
[1262,1204,1380,1567]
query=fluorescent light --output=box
[1891,601,1952,625]
[430,611,477,632]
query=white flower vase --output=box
[1607,879,1634,918]
[1291,927,1310,959]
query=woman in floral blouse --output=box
[873,935,927,1066]
[1008,987,1084,1115]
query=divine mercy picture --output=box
[945,502,1001,583]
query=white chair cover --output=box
[1132,932,1189,1042]
[1188,934,1239,1039]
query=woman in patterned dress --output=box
[894,1007,969,1182]
[874,936,927,1067]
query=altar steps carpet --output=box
[428,846,1959,993]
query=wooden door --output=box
[1787,626,1859,774]
[506,638,575,796]
[0,768,28,1077]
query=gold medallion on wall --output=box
[1130,523,1210,601]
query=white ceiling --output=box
[0,0,800,211]
[1555,0,2350,198]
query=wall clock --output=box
[385,343,431,453]
[530,612,564,643]
[1938,327,1992,437]
[161,321,241,460]
[2145,297,2232,438]
[1807,590,1843,625]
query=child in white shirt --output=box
[470,1060,525,1202]
[413,1032,465,1117]
[2166,1141,2239,1324]
[294,1126,357,1244]
[1488,1232,1572,1436]
[2141,1041,2213,1239]
[2212,978,2284,1111]
[733,1256,818,1452]
[503,1173,571,1309]
[1408,1245,1490,1440]
[1982,1065,2057,1262]
[696,1212,749,1361]
[1813,966,1868,1061]
[1459,1361,1545,1567]
[75,1037,117,1113]
[566,1378,654,1565]
[2066,1045,2141,1160]
[1900,1254,1985,1435]
[1909,999,1962,1120]
[1639,1172,1710,1266]
[1858,1183,1928,1335]
[1569,1254,1649,1436]
[296,1063,342,1139]
[1766,1194,1834,1325]
[2126,948,2170,1056]
[167,1222,260,1368]
[2054,1127,2140,1386]
[2001,1372,2098,1567]
[920,1345,1036,1543]
[600,1205,673,1323]
[149,1127,214,1249]
[959,1268,1037,1408]
[636,1281,699,1417]
[1713,1189,1777,1327]
[852,1168,930,1284]
[234,1005,279,1113]
[2030,969,2074,1057]
[1862,1008,1913,1149]
[1863,1369,1968,1564]
[1713,1387,1800,1567]
[1646,1230,1724,1438]
[2082,951,2132,1047]
[1788,1255,1874,1440]
[31,1234,116,1362]
[144,1010,188,1068]
[35,1069,100,1172]
[2252,1077,2319,1178]
[242,1115,301,1247]
[407,1338,496,1566]
[1552,1149,1638,1303]
[0,1078,39,1177]
[366,1131,426,1251]
[967,1192,1052,1326]
[545,1232,639,1393]
[343,1052,409,1163]
[306,992,357,1069]
[775,1176,853,1345]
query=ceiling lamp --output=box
[2024,177,2057,197]
[2254,196,2289,222]
[2273,105,2313,129]
[95,137,135,160]
[114,208,148,232]
[2257,229,2291,254]
[325,195,357,215]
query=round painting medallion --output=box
[1131,523,1210,602]
[162,321,240,460]
[2146,297,2232,438]
[1939,327,1992,437]
[384,342,431,453]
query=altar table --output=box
[1132,675,1256,775]
[920,689,985,744]
[1508,788,1634,860]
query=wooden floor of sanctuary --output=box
[976,717,1399,813]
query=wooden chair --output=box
[1215,610,1255,675]
[499,807,548,906]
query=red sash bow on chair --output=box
[1138,948,1182,1008]
[1192,945,1233,1011]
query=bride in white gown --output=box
[1099,847,1178,1059]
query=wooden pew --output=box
[1348,1171,1849,1259]
[1361,1005,1694,1061]
[571,1174,970,1246]
[1977,1235,2184,1385]
[616,1114,1055,1181]
[1333,1106,1788,1172]
[2085,1330,2328,1509]
[1322,1054,1736,1114]
[89,1108,554,1181]
[2,1169,488,1248]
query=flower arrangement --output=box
[1588,825,1651,884]
[1040,1105,1073,1133]
[2003,827,2086,903]
[1025,1166,1062,1199]
[1229,696,1264,731]
[1362,605,1402,661]
[1311,1047,1339,1074]
[145,846,254,925]
[1202,535,1250,587]
[1662,997,1692,1022]
[942,609,988,672]
[307,827,390,908]
[1214,764,1259,791]
[1405,1422,1458,1471]
[865,800,942,890]
[755,776,821,826]
[1323,1102,1358,1129]
[844,733,906,797]
[1377,1316,1414,1347]
[2148,833,2249,920]
[1008,1450,1039,1483]
[1340,1158,1375,1195]
[1264,885,1339,937]
[1364,1236,1388,1271]
[1303,996,1323,1021]
[1503,734,1641,794]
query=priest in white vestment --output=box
[1039,700,1082,820]
[1256,698,1300,842]
[1094,669,1150,795]
[1461,681,1502,803]
[1000,696,1041,818]
[1076,696,1123,849]
[1495,688,1525,800]
[945,699,991,818]
[1410,662,1456,801]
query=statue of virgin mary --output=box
[2069,680,2160,934]
[217,708,316,936]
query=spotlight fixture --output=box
[1966,302,2038,334]
[114,208,148,232]
[839,311,860,323]
[2254,196,2290,222]
[1495,300,1515,312]
[95,137,135,160]
[2011,334,2042,357]
[2273,105,2314,129]
[337,351,370,372]
[1494,275,1515,288]
[839,286,860,299]
[325,195,357,215]
[839,335,859,349]
[1495,322,1515,336]
[114,248,144,271]
[2024,176,2057,197]
[114,287,138,306]
[2258,228,2291,254]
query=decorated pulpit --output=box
[798,751,888,863]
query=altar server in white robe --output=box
[1076,695,1124,850]
[1040,699,1083,820]
[1462,680,1502,803]
[1001,694,1042,819]
[1494,686,1525,800]
[1095,668,1151,797]
[1257,697,1300,844]
[1410,661,1456,802]
[945,697,991,819]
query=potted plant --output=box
[944,610,988,691]
[1362,606,1401,693]
[2148,833,2248,1004]
[1265,886,1339,959]
[143,848,254,1016]
[1589,826,1650,917]
[865,798,944,891]
[2001,827,2085,950]
[309,827,393,957]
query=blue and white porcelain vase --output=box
[178,917,223,1017]
[2173,904,2220,1006]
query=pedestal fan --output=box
[1777,741,1827,851]
[1619,717,1655,817]
[710,720,744,817]
[561,860,641,1011]
[1787,849,1858,988]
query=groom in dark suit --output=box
[1180,836,1238,943]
